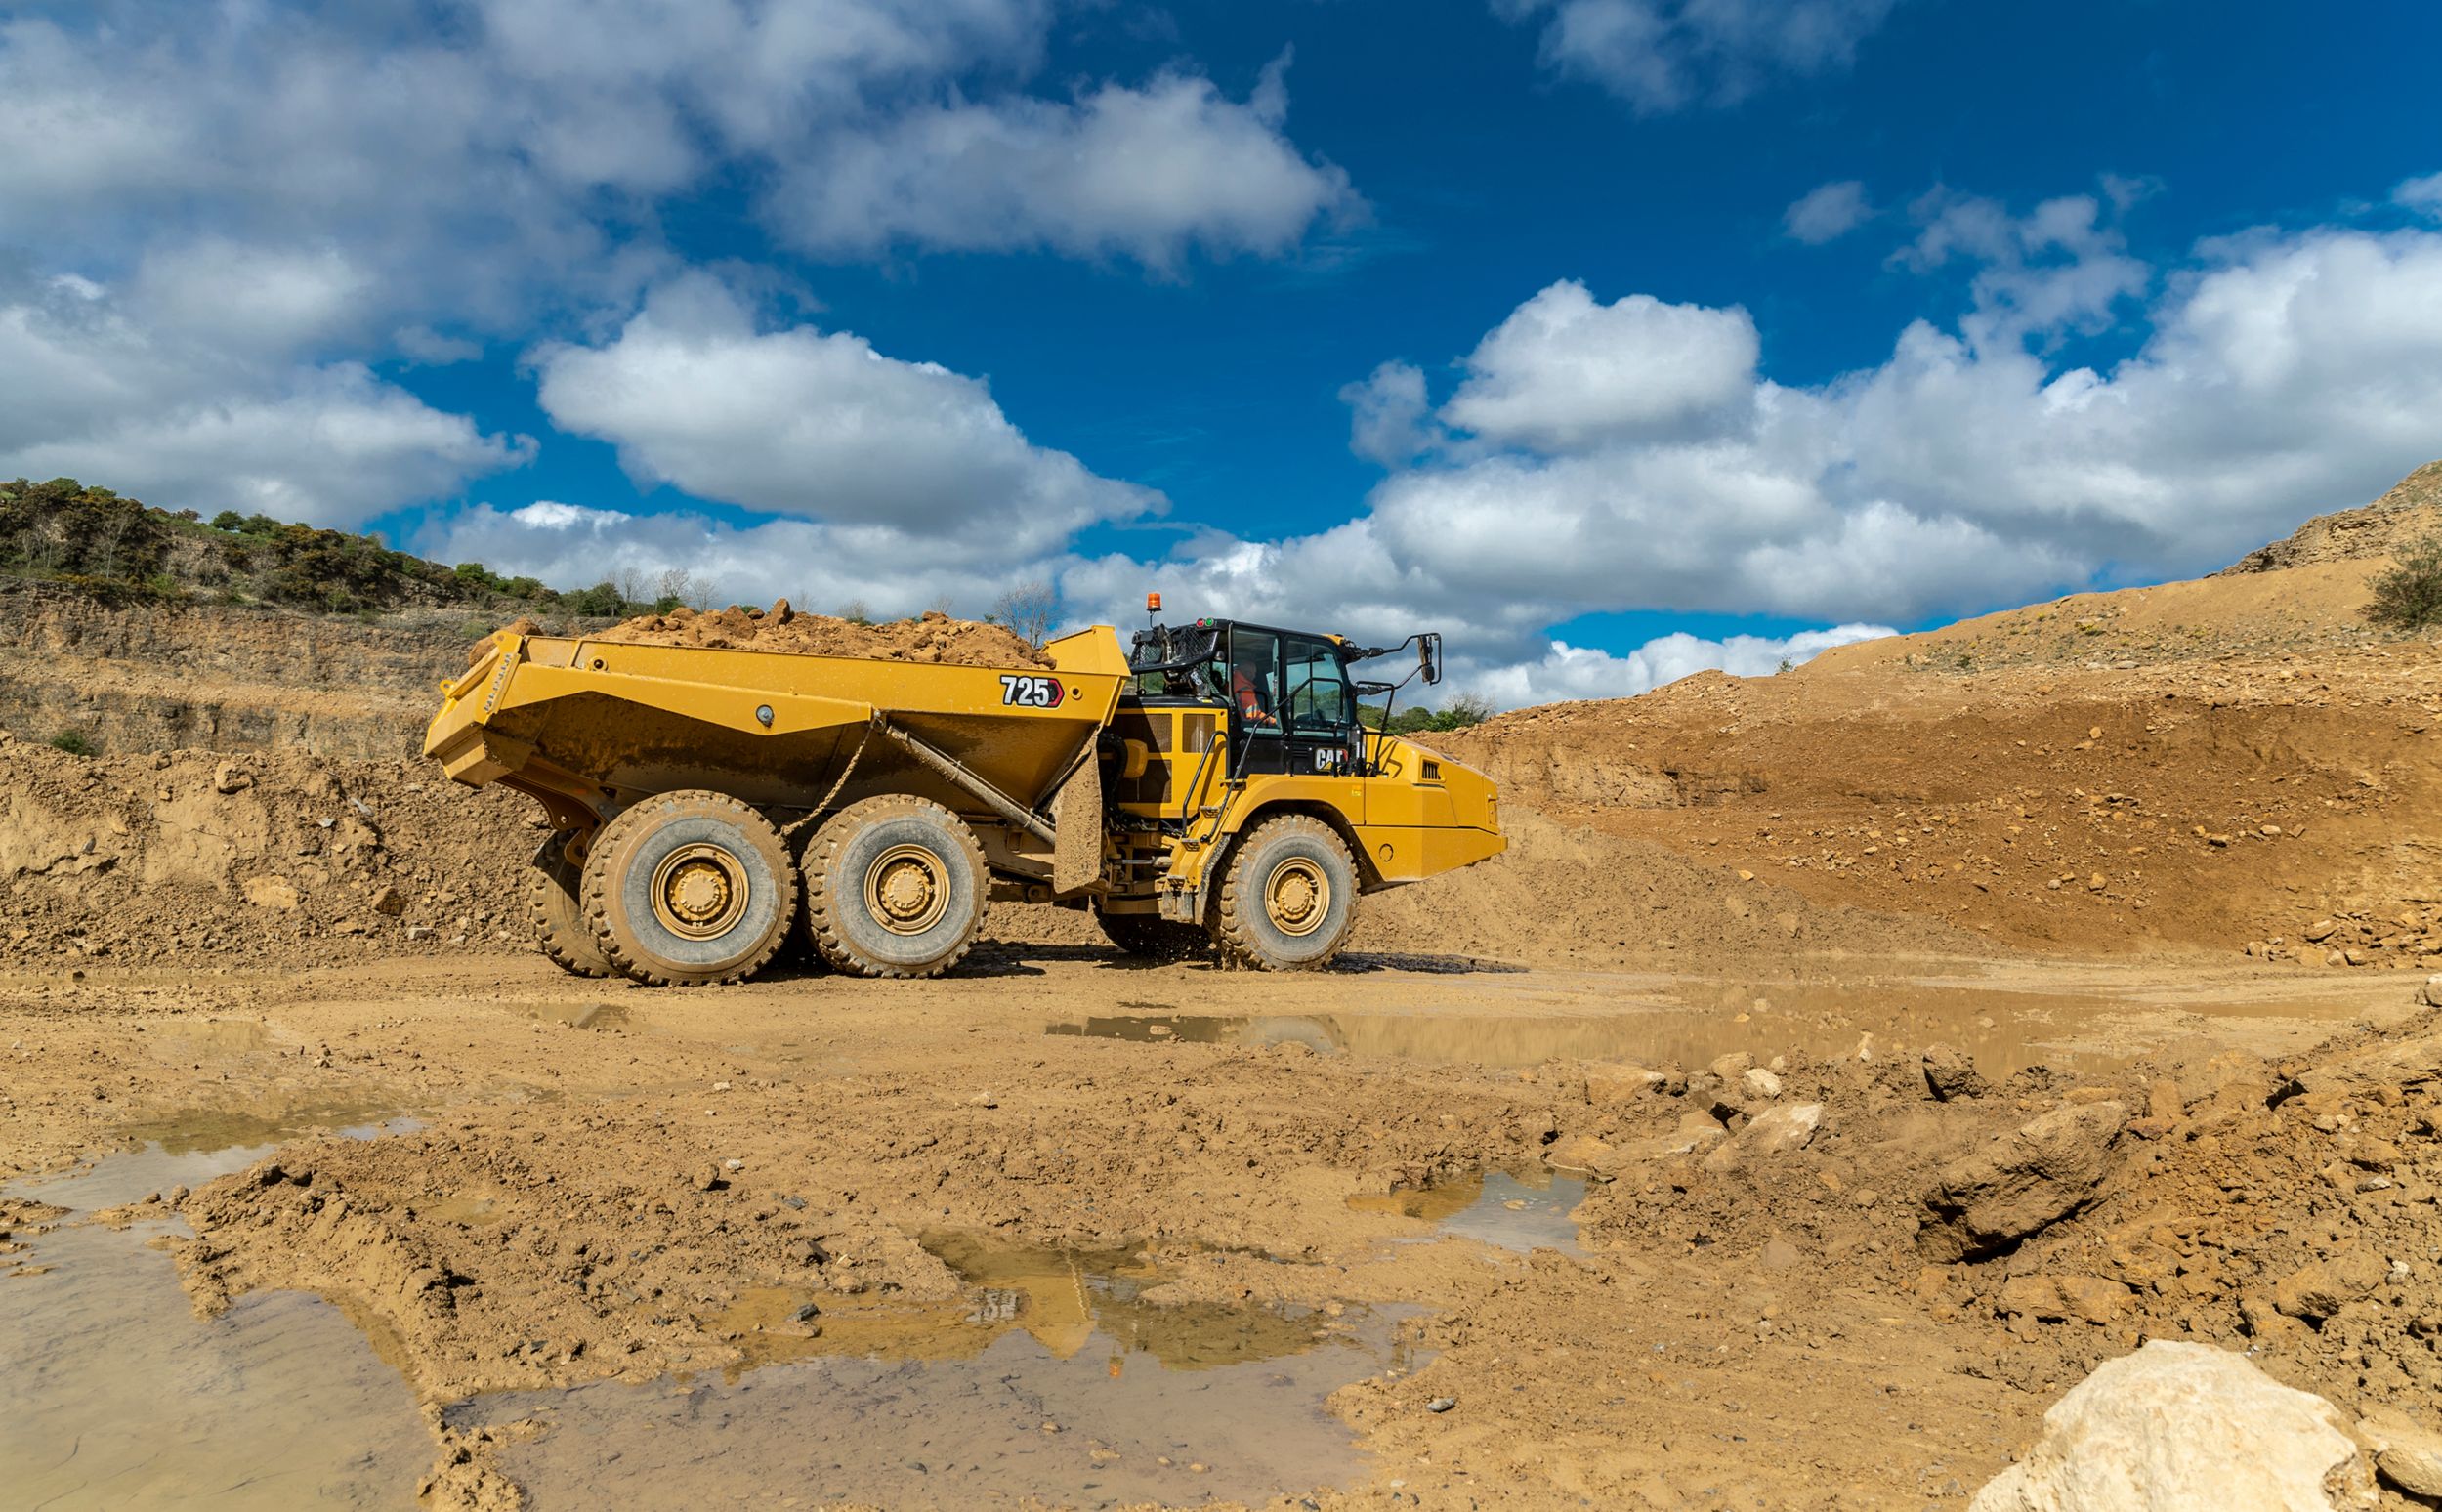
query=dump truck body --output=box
[426,619,1501,983]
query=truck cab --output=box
[1094,617,1504,969]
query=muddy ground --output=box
[6,929,2441,1510]
[10,474,2442,1508]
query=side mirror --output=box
[1418,632,1443,686]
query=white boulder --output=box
[1970,1340,2376,1512]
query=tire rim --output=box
[1264,857,1330,938]
[866,844,951,936]
[652,843,750,940]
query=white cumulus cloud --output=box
[1496,0,1901,113]
[1783,180,1874,244]
[769,55,1359,268]
[0,269,527,525]
[530,273,1161,556]
[1440,280,1760,450]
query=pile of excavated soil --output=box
[0,733,533,965]
[593,603,1048,668]
[1354,805,1980,966]
[1436,642,2442,961]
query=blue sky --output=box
[6,0,2442,703]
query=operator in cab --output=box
[1229,649,1278,728]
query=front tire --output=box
[804,795,988,979]
[1215,814,1358,971]
[580,791,795,987]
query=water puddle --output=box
[6,1138,1410,1509]
[456,1280,1413,1511]
[107,1103,416,1159]
[0,1124,433,1510]
[1349,1168,1587,1256]
[1048,973,2388,1078]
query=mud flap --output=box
[1051,755,1103,897]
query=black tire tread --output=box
[805,794,988,980]
[580,790,795,987]
[530,831,613,978]
[1214,813,1357,972]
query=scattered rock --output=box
[370,883,407,916]
[1998,1273,2133,1325]
[1967,1341,2377,1511]
[2293,1029,2442,1098]
[1704,1102,1822,1171]
[2271,1249,2387,1322]
[1426,1397,1456,1413]
[1922,1044,1987,1101]
[212,760,253,794]
[2357,1408,2442,1500]
[1739,1067,1783,1101]
[1918,1101,2126,1262]
[1582,1062,1666,1105]
[1545,1133,1621,1177]
[241,875,302,911]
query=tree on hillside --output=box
[2365,534,2442,631]
[989,579,1059,651]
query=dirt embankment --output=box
[0,732,534,964]
[1438,642,2442,964]
[595,602,1048,667]
[0,580,484,758]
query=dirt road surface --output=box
[7,931,2438,1510]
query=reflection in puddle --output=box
[108,1105,417,1159]
[1049,975,2380,1078]
[471,1230,1410,1507]
[1350,1168,1587,1256]
[0,1133,433,1511]
[458,1299,1414,1511]
[7,1141,1406,1511]
[711,1231,1362,1376]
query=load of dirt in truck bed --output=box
[590,603,1050,668]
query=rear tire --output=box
[1215,814,1357,972]
[580,791,795,987]
[804,795,988,979]
[530,829,613,978]
[1095,911,1212,962]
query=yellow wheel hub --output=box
[866,844,951,936]
[651,844,750,940]
[1264,857,1330,938]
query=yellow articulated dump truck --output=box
[424,613,1503,986]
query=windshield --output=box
[1283,634,1355,735]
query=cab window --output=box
[1225,627,1283,736]
[1283,635,1354,735]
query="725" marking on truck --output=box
[998,674,1066,709]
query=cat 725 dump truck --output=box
[423,614,1503,985]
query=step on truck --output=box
[423,612,1504,985]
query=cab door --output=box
[1279,633,1362,782]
